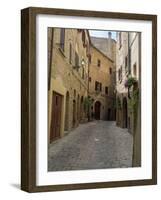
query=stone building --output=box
[88,43,116,120]
[116,31,141,166]
[48,28,91,143]
[90,32,116,62]
[116,32,129,128]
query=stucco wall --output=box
[89,45,116,120]
[48,28,90,143]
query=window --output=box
[105,86,109,94]
[118,69,120,81]
[97,59,101,67]
[82,68,85,79]
[100,83,102,91]
[118,66,122,82]
[89,77,91,82]
[120,67,122,81]
[109,67,112,74]
[69,43,72,64]
[75,51,79,68]
[133,63,137,77]
[82,31,86,46]
[95,81,102,91]
[125,56,128,69]
[60,28,65,50]
[95,81,99,91]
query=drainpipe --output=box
[127,33,131,100]
[87,56,90,122]
[128,32,131,76]
[48,28,54,90]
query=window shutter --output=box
[60,28,65,50]
[75,52,79,68]
[69,43,72,64]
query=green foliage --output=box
[116,97,122,110]
[83,97,92,113]
[128,89,139,110]
[125,77,137,88]
[128,88,139,130]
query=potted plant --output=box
[124,77,137,88]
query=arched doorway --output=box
[107,108,111,120]
[77,94,80,122]
[94,101,101,120]
[123,97,128,128]
[73,100,76,127]
[80,96,84,120]
[65,91,70,131]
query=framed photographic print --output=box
[21,7,157,192]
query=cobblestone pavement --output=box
[48,121,133,171]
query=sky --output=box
[89,30,117,40]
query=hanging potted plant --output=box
[124,77,137,88]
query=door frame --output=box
[94,101,101,120]
[50,91,62,143]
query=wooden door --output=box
[123,97,128,128]
[72,100,76,127]
[50,92,62,143]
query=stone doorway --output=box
[94,101,101,120]
[73,100,76,127]
[107,108,111,120]
[123,97,128,128]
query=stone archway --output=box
[80,96,84,120]
[73,100,76,127]
[123,97,128,128]
[77,94,80,123]
[107,108,111,120]
[94,101,101,120]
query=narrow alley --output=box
[48,121,133,171]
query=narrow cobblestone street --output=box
[48,121,133,171]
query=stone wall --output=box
[48,28,90,143]
[89,45,116,121]
[116,31,141,167]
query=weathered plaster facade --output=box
[116,32,129,128]
[89,44,116,120]
[129,32,141,167]
[116,31,141,167]
[48,28,90,143]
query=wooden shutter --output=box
[60,28,65,50]
[69,43,72,64]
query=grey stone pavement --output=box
[48,121,133,171]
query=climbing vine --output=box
[116,97,122,110]
[124,77,137,88]
[83,96,93,113]
[128,88,139,130]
